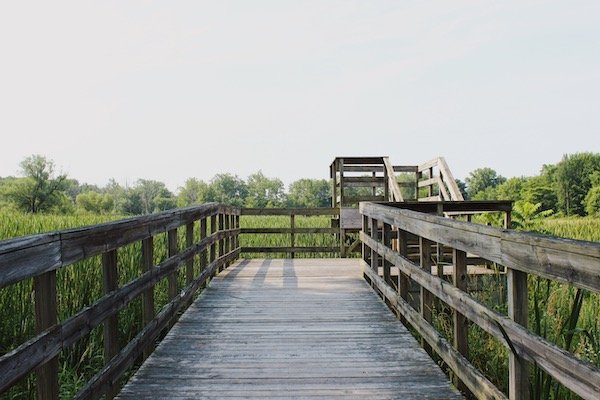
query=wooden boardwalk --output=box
[117,259,462,399]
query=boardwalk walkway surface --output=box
[117,259,462,399]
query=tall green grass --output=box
[0,211,201,399]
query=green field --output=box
[1,211,599,399]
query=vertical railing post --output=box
[102,249,119,399]
[210,214,217,275]
[419,237,433,355]
[167,229,178,300]
[506,209,529,400]
[362,215,369,265]
[218,213,225,272]
[200,218,208,287]
[224,212,231,267]
[397,229,410,325]
[290,214,295,259]
[34,271,58,400]
[186,222,194,285]
[370,218,379,276]
[235,214,240,251]
[141,236,155,360]
[453,248,469,392]
[382,222,392,287]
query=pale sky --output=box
[1,1,599,192]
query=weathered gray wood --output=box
[363,266,506,400]
[167,229,178,301]
[117,259,461,399]
[102,249,119,399]
[360,202,600,294]
[419,237,433,355]
[290,214,295,259]
[0,204,226,289]
[141,236,154,360]
[383,157,403,201]
[185,222,194,285]
[0,229,237,394]
[437,157,464,201]
[241,246,339,253]
[361,232,600,400]
[508,268,529,400]
[76,249,240,400]
[34,271,58,400]
[453,248,469,393]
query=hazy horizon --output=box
[1,1,599,192]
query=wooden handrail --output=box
[383,157,404,202]
[240,207,347,257]
[417,157,464,201]
[0,204,241,399]
[359,202,600,399]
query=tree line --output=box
[1,153,599,217]
[0,155,330,215]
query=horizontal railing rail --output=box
[359,202,600,400]
[240,208,349,257]
[0,203,240,399]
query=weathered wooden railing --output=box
[360,202,600,400]
[240,208,349,257]
[418,157,464,201]
[0,203,240,399]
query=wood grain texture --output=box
[117,259,462,399]
[360,202,600,294]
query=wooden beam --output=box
[34,271,58,400]
[102,249,119,399]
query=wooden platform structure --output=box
[117,259,462,399]
[2,156,600,400]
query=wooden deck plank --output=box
[117,259,462,399]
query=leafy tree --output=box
[246,171,285,207]
[522,174,557,212]
[177,178,210,207]
[287,179,330,208]
[465,167,506,199]
[511,201,554,231]
[495,177,527,201]
[207,174,248,207]
[2,155,68,213]
[135,179,176,214]
[584,171,600,216]
[554,153,600,215]
[76,191,114,214]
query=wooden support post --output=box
[436,203,444,274]
[508,268,529,400]
[200,218,208,287]
[383,222,392,287]
[362,214,369,265]
[290,214,295,259]
[420,237,433,355]
[102,249,119,399]
[453,248,469,392]
[339,158,345,206]
[331,162,337,208]
[397,229,410,325]
[428,167,434,198]
[218,213,224,271]
[235,214,240,250]
[370,218,379,274]
[141,236,155,360]
[210,215,217,275]
[167,229,178,300]
[34,271,58,400]
[224,213,231,267]
[186,222,194,285]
